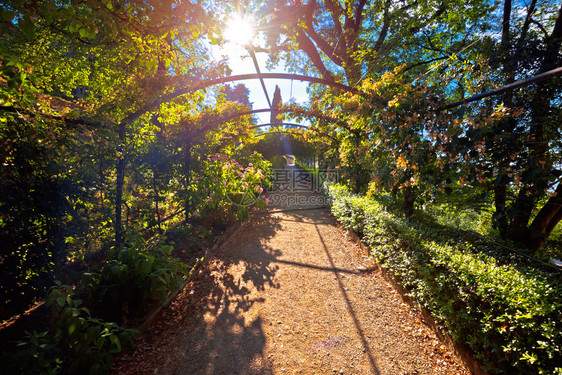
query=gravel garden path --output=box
[114,180,470,374]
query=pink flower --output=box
[213,178,218,183]
[264,198,270,205]
[249,163,253,167]
[222,181,227,186]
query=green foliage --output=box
[252,131,317,162]
[328,183,562,374]
[4,282,137,375]
[272,0,562,250]
[0,0,217,317]
[9,330,63,375]
[81,232,187,322]
[420,202,496,237]
[4,231,188,374]
[539,226,562,262]
[45,281,138,375]
[0,111,100,319]
[191,152,272,228]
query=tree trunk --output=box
[505,3,562,249]
[153,171,161,232]
[403,185,415,219]
[115,122,126,246]
[98,143,105,211]
[493,173,508,237]
[545,207,562,239]
[494,0,513,238]
[184,142,192,224]
[527,182,562,251]
[151,113,163,232]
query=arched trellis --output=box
[232,124,310,147]
[254,130,308,137]
[119,73,358,129]
[250,123,309,130]
[220,107,361,137]
[235,125,312,147]
[3,67,559,129]
[235,123,321,145]
[222,107,346,127]
[116,72,352,241]
[248,123,338,142]
[116,67,562,238]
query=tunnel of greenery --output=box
[0,0,561,374]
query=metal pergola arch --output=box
[221,107,346,127]
[119,73,357,129]
[250,123,309,130]
[254,129,308,137]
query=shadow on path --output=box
[115,177,468,375]
[312,220,381,375]
[116,215,284,375]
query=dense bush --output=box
[80,232,187,323]
[327,184,562,374]
[190,152,272,228]
[6,282,138,375]
[4,232,187,374]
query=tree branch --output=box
[530,18,549,39]
[539,2,562,73]
[353,0,368,32]
[0,105,98,127]
[374,0,391,51]
[403,56,449,72]
[301,23,344,66]
[324,0,346,54]
[295,32,337,81]
[301,0,343,65]
[518,0,537,44]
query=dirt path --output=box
[114,188,470,375]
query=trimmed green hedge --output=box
[327,184,561,374]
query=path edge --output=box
[137,220,245,333]
[339,221,490,375]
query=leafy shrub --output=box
[81,231,187,323]
[327,183,562,374]
[8,330,63,375]
[538,224,562,261]
[4,282,138,375]
[47,282,138,374]
[420,202,495,236]
[191,152,272,228]
[4,231,187,374]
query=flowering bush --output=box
[190,151,272,228]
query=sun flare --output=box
[224,14,255,46]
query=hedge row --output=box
[327,184,561,374]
